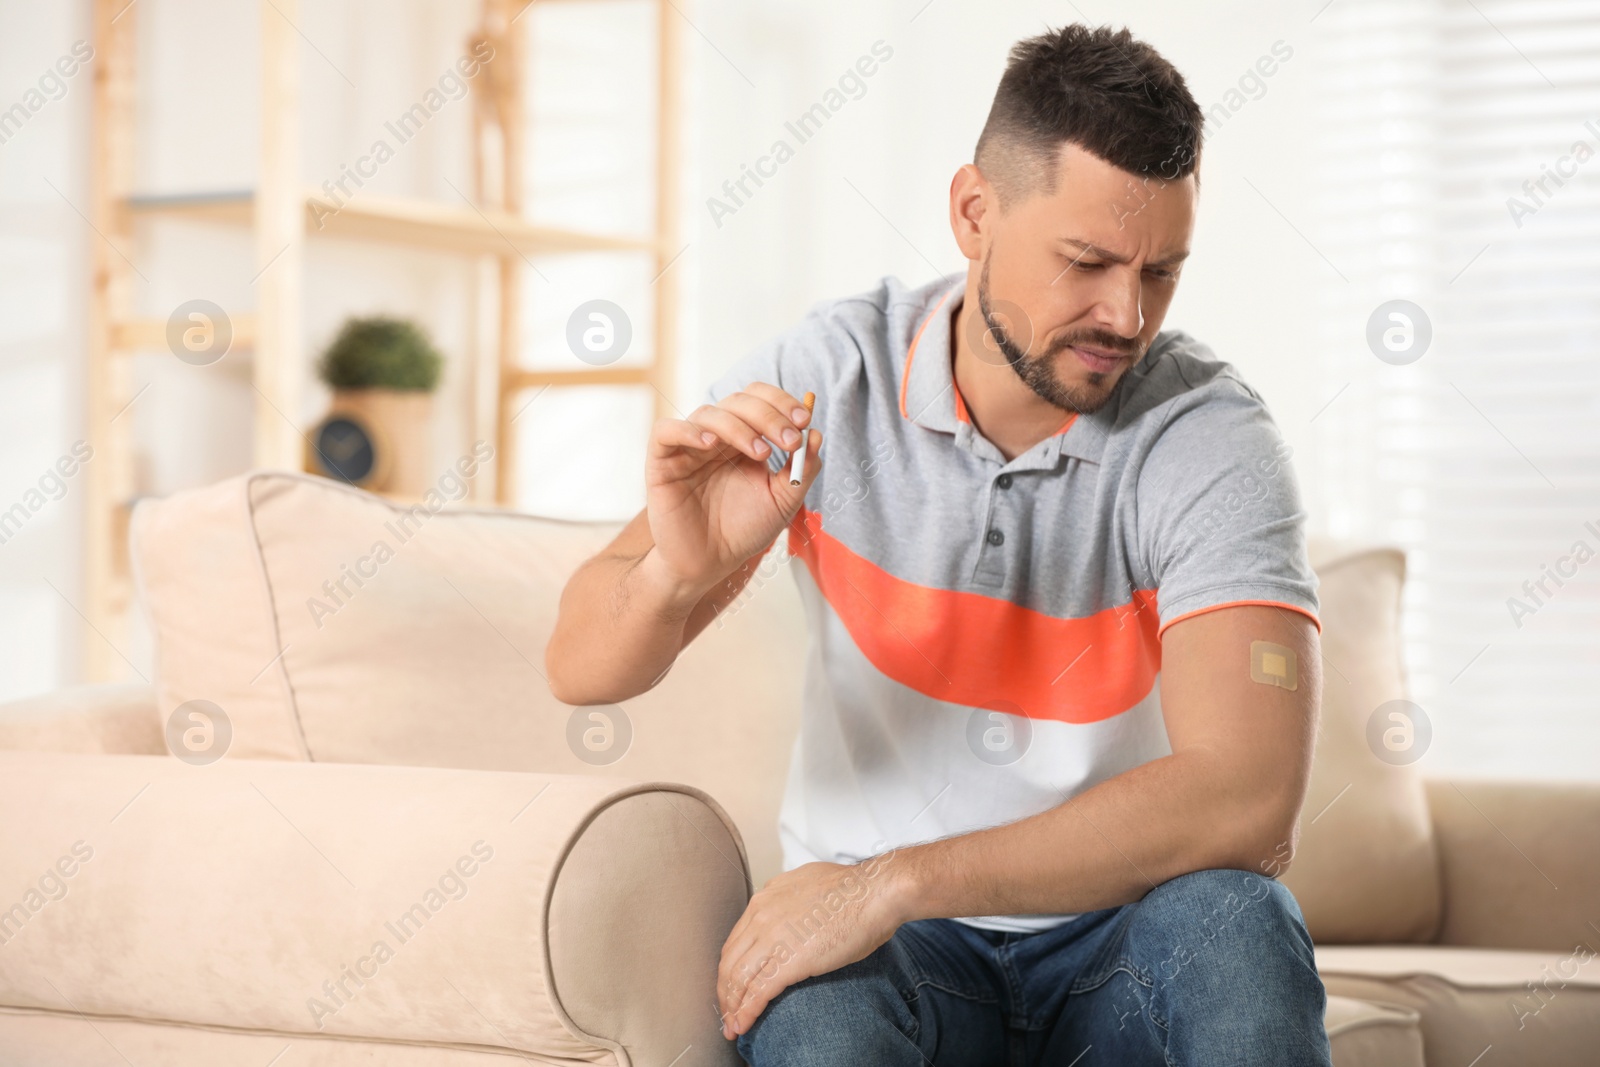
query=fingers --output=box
[716,928,747,1028]
[717,936,788,1039]
[690,403,781,462]
[648,417,719,458]
[727,974,781,1039]
[722,391,802,453]
[651,383,819,472]
[696,385,812,458]
[716,902,767,1035]
[743,381,814,429]
[775,428,824,496]
[798,427,822,469]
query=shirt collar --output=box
[897,277,1110,467]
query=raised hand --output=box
[645,382,823,598]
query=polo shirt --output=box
[704,273,1320,932]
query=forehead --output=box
[1012,141,1197,253]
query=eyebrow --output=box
[1060,237,1191,269]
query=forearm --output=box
[885,749,1302,922]
[545,542,772,706]
[545,547,705,705]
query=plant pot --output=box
[311,388,434,497]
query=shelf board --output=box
[125,189,658,258]
[508,366,654,389]
[111,314,258,353]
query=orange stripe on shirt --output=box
[785,508,1161,724]
[953,380,972,425]
[898,292,952,421]
[1158,598,1322,636]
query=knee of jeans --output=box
[735,959,915,1065]
[1133,868,1315,979]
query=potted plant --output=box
[307,316,443,497]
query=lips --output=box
[1069,345,1130,374]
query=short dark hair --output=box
[975,24,1202,208]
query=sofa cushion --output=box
[1427,778,1600,954]
[1318,945,1600,1067]
[1280,541,1441,944]
[0,1013,570,1067]
[130,471,807,886]
[131,474,307,760]
[0,994,1438,1067]
[1325,994,1425,1067]
[0,683,162,756]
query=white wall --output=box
[0,0,1352,701]
[0,2,94,697]
[689,0,1326,443]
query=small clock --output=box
[306,412,387,488]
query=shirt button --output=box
[997,473,1013,489]
[986,529,1005,546]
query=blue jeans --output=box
[736,868,1332,1066]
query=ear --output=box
[949,164,993,262]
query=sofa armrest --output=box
[1426,778,1600,952]
[0,752,750,1066]
[0,683,162,755]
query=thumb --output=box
[772,428,823,507]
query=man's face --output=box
[975,142,1197,415]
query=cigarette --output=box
[788,392,816,486]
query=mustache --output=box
[1042,331,1142,360]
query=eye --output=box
[1144,267,1178,280]
[1065,257,1105,272]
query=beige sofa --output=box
[0,470,1595,1066]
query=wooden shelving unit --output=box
[84,0,684,682]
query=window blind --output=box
[1311,0,1600,780]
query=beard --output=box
[976,254,1143,416]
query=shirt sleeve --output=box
[1135,379,1321,636]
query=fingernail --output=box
[791,406,808,423]
[753,440,768,455]
[701,431,715,445]
[782,428,800,447]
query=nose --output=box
[1091,265,1145,341]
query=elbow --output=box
[544,585,607,706]
[1237,813,1301,881]
[544,625,626,706]
[1208,787,1304,881]
[1242,803,1303,880]
[544,638,577,706]
[544,625,591,707]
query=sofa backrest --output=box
[1284,541,1440,943]
[133,471,1440,936]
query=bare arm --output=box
[544,382,823,706]
[715,603,1322,1036]
[543,512,774,705]
[884,604,1321,916]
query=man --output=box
[546,22,1333,1067]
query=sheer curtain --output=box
[1311,0,1600,780]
